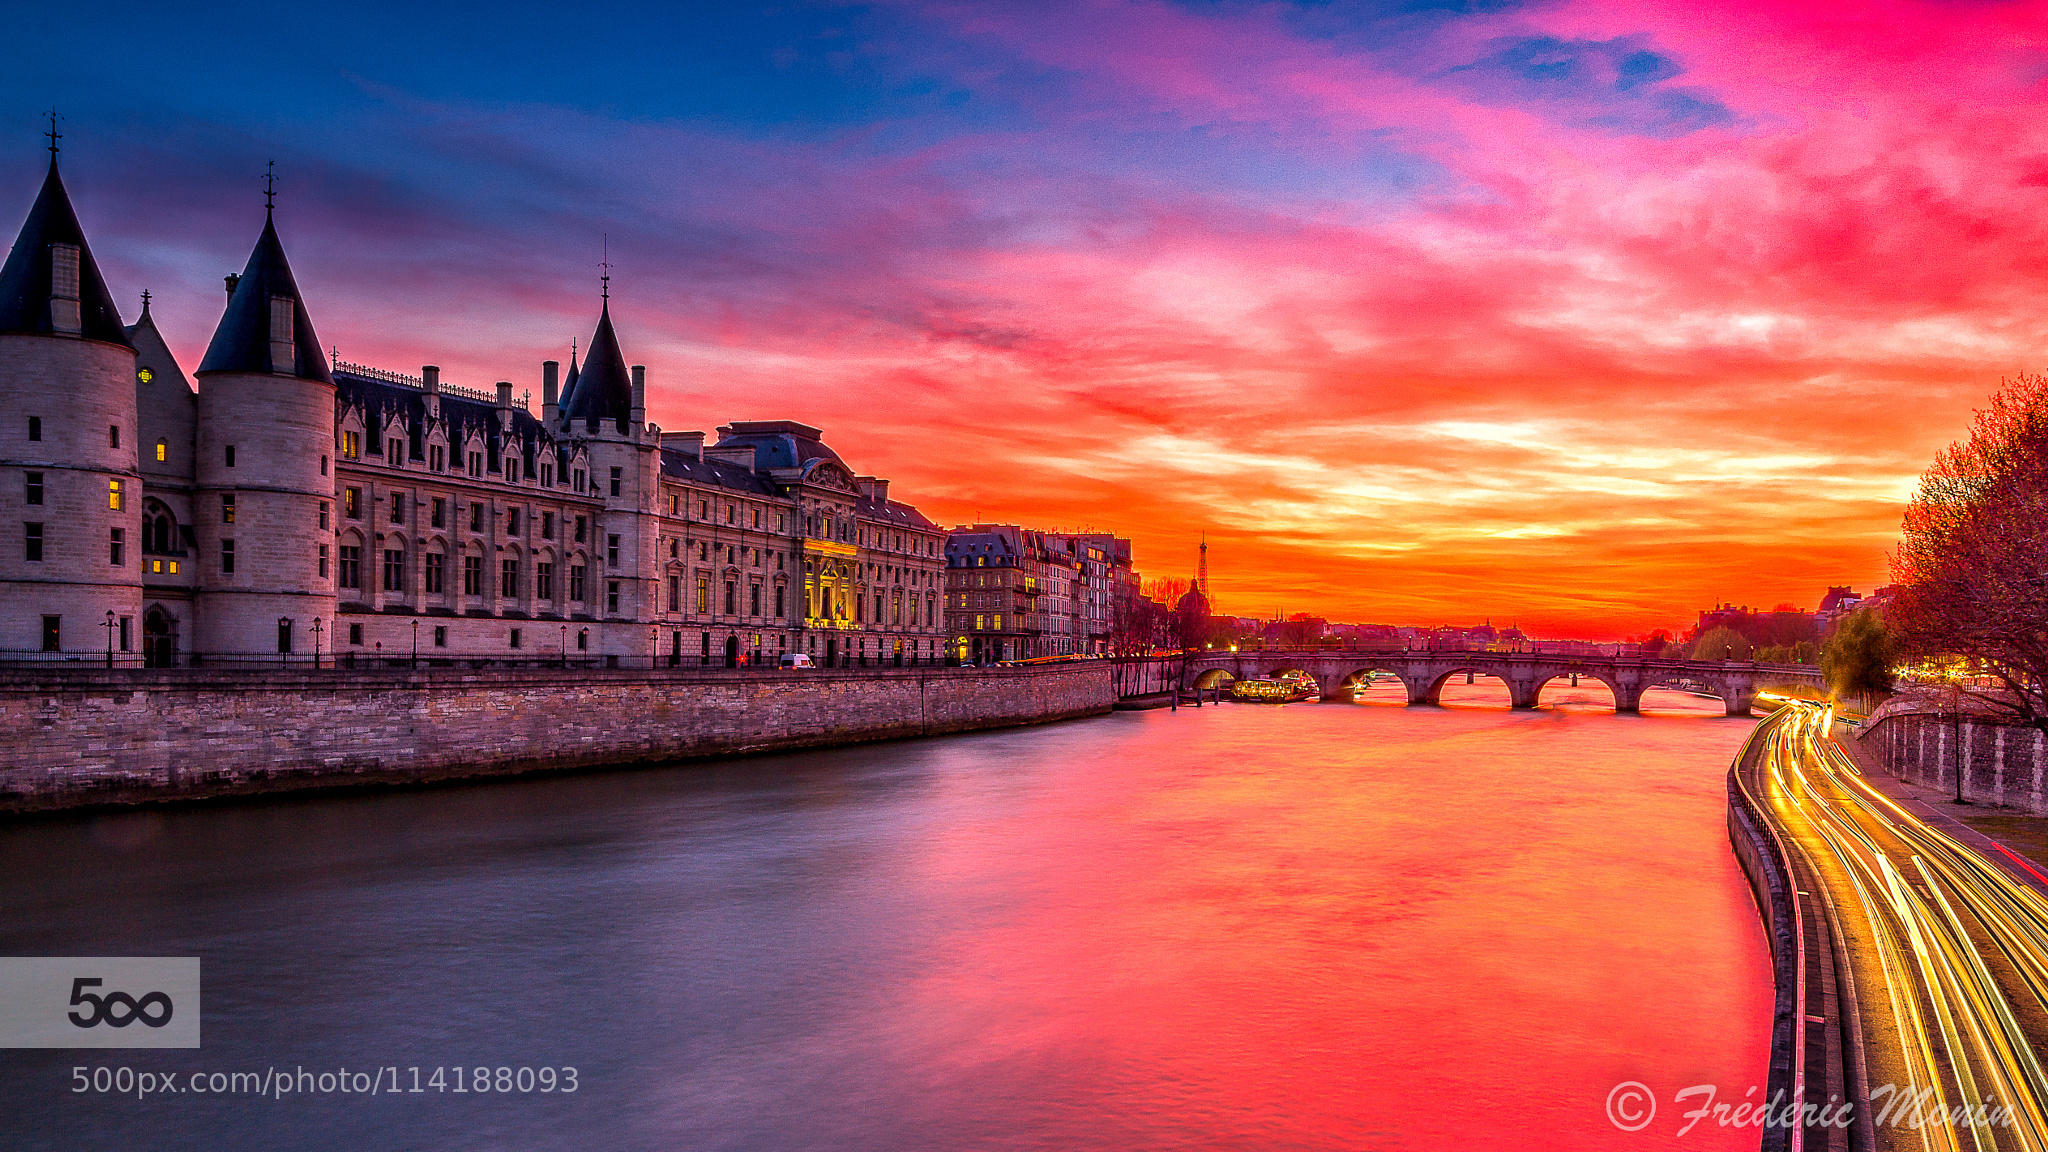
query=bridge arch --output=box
[1193,668,1237,691]
[1422,665,1530,709]
[1533,670,1626,713]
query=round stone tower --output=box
[0,152,143,661]
[191,205,337,658]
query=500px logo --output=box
[67,978,174,1029]
[0,958,200,1048]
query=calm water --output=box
[0,682,1770,1150]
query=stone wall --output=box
[1860,705,2048,815]
[0,662,1114,813]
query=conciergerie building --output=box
[0,146,949,668]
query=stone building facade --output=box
[2,155,946,668]
[944,524,1135,663]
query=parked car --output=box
[779,653,815,669]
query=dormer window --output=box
[49,244,80,334]
[268,296,295,372]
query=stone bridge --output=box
[1181,649,1824,716]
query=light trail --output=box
[1751,702,2048,1151]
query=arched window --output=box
[142,501,181,555]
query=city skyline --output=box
[8,2,2026,636]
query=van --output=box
[779,653,815,669]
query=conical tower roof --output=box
[560,301,630,433]
[198,210,331,383]
[0,158,131,346]
[557,342,581,414]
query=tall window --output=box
[49,244,80,332]
[155,439,166,463]
[463,555,483,597]
[607,581,620,613]
[221,539,235,575]
[221,493,235,524]
[390,494,404,525]
[24,472,41,505]
[668,575,680,612]
[609,467,621,497]
[750,585,760,616]
[696,578,709,613]
[424,552,444,594]
[269,296,295,370]
[338,545,360,590]
[41,615,60,652]
[432,498,445,528]
[318,544,328,579]
[570,564,587,603]
[108,479,123,511]
[724,581,736,615]
[470,504,483,533]
[536,562,553,601]
[775,585,785,618]
[344,487,361,518]
[108,527,123,566]
[318,502,329,530]
[383,549,405,592]
[341,430,360,459]
[27,416,40,441]
[607,534,620,568]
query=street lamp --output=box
[311,617,323,669]
[411,618,420,669]
[103,609,115,669]
[560,625,568,669]
[279,616,292,666]
[1947,670,1969,806]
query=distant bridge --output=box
[1175,648,1824,716]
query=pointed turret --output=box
[558,341,581,414]
[560,301,630,433]
[198,210,330,382]
[0,157,131,345]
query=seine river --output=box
[1,681,1771,1150]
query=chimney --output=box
[659,430,705,458]
[541,360,559,424]
[223,273,239,301]
[496,380,514,411]
[629,364,646,428]
[858,477,890,504]
[422,365,440,394]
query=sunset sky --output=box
[9,1,2045,637]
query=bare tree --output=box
[1892,372,2048,729]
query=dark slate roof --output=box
[947,529,1022,566]
[0,159,131,346]
[658,447,780,495]
[332,368,573,481]
[713,420,845,470]
[560,302,630,433]
[855,496,937,531]
[198,211,331,382]
[557,349,580,412]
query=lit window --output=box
[155,439,166,463]
[108,479,124,511]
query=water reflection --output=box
[0,690,1769,1150]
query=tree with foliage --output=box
[1690,625,1753,661]
[1892,372,2048,729]
[1820,609,1896,701]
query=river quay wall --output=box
[1859,700,2048,815]
[0,663,1114,814]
